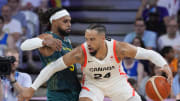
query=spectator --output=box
[158,0,179,17]
[0,48,32,101]
[161,46,178,76]
[0,16,14,56]
[20,0,41,8]
[8,0,28,37]
[177,9,180,36]
[21,1,39,37]
[124,18,157,50]
[1,5,24,68]
[36,0,49,13]
[0,0,7,15]
[1,4,23,44]
[122,37,144,88]
[136,0,169,36]
[172,59,180,100]
[158,18,180,51]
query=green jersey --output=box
[39,32,81,92]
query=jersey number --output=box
[94,72,111,79]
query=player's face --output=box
[85,29,105,56]
[55,16,71,36]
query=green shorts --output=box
[47,90,80,101]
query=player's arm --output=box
[20,34,62,53]
[32,46,84,90]
[18,46,84,100]
[115,42,173,83]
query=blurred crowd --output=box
[0,0,180,100]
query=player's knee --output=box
[79,97,92,101]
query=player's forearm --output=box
[31,57,67,90]
[20,37,44,51]
[135,47,168,68]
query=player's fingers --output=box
[167,75,173,85]
[55,39,62,51]
[160,68,173,85]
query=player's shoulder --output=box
[116,40,129,46]
[38,33,53,39]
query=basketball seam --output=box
[149,76,163,101]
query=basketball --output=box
[145,76,171,101]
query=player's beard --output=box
[57,27,70,36]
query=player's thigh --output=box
[79,86,104,101]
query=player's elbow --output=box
[20,40,28,51]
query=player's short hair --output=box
[87,24,107,34]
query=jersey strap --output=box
[81,44,87,70]
[113,40,120,63]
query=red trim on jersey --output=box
[118,65,127,75]
[82,86,90,91]
[81,74,85,86]
[124,73,135,96]
[118,65,135,96]
[81,44,87,68]
[126,79,135,96]
[113,40,120,63]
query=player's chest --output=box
[83,58,118,80]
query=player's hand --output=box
[18,87,35,101]
[159,64,173,85]
[43,36,62,51]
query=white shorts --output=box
[79,80,142,101]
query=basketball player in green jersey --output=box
[20,8,81,101]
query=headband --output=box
[49,9,70,23]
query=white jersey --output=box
[80,39,136,101]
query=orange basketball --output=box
[145,76,171,101]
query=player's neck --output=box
[95,42,108,60]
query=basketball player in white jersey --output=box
[19,24,173,101]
